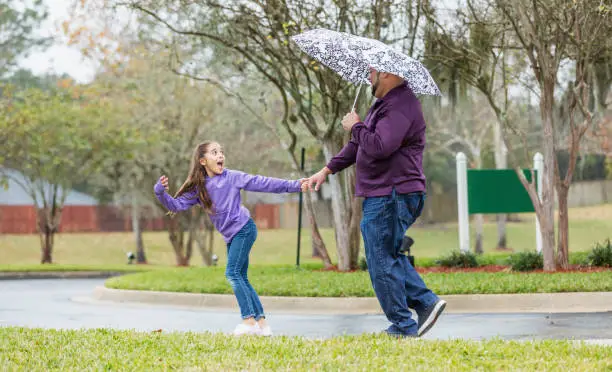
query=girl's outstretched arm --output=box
[154,177,200,212]
[229,170,303,193]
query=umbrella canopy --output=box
[292,28,441,97]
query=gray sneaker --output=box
[383,325,417,339]
[417,299,446,337]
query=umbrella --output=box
[291,28,442,110]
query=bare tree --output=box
[422,2,523,250]
[92,47,293,266]
[167,64,334,268]
[552,4,612,269]
[495,0,612,270]
[116,0,428,270]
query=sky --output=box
[18,0,100,83]
[20,0,464,85]
[17,0,553,102]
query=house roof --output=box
[0,169,98,206]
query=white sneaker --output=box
[233,323,260,336]
[259,325,272,337]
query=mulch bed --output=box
[417,265,611,274]
[416,265,509,273]
[317,265,611,274]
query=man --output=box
[307,68,446,338]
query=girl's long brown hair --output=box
[172,142,214,214]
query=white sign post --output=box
[456,153,470,253]
[534,153,544,253]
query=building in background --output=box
[0,169,165,234]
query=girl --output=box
[154,141,307,336]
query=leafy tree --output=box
[0,86,129,263]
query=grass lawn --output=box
[105,265,612,296]
[0,263,162,273]
[1,327,610,371]
[2,204,612,270]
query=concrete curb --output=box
[0,272,127,280]
[94,286,612,314]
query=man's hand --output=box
[307,167,332,191]
[341,111,361,131]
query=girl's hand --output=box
[160,175,169,191]
[299,178,309,192]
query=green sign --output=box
[467,169,537,214]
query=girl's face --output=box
[200,142,225,177]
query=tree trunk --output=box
[184,211,197,264]
[472,151,485,254]
[556,185,570,270]
[328,170,351,270]
[168,216,189,266]
[37,209,56,264]
[496,215,507,249]
[131,195,147,264]
[474,213,484,254]
[311,237,320,257]
[348,194,362,269]
[197,214,215,266]
[176,255,189,266]
[493,119,508,249]
[304,192,333,268]
[322,138,355,271]
[41,229,53,264]
[540,80,557,271]
[345,164,362,269]
[310,194,320,257]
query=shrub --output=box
[586,239,612,267]
[507,251,543,272]
[436,250,479,268]
[358,256,368,271]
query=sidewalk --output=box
[94,286,612,314]
[0,272,125,280]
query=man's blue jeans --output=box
[225,219,265,320]
[360,189,439,335]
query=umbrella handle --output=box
[351,84,362,112]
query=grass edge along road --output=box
[1,327,611,371]
[105,265,612,296]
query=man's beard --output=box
[371,72,380,97]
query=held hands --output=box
[341,110,361,131]
[298,109,359,192]
[298,178,309,192]
[306,168,331,192]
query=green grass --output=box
[1,327,610,371]
[105,266,612,296]
[0,264,159,273]
[2,204,612,269]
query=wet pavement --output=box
[2,279,612,341]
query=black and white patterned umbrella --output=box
[292,28,442,97]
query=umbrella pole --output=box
[351,84,362,112]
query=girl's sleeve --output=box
[153,181,200,212]
[228,170,301,193]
